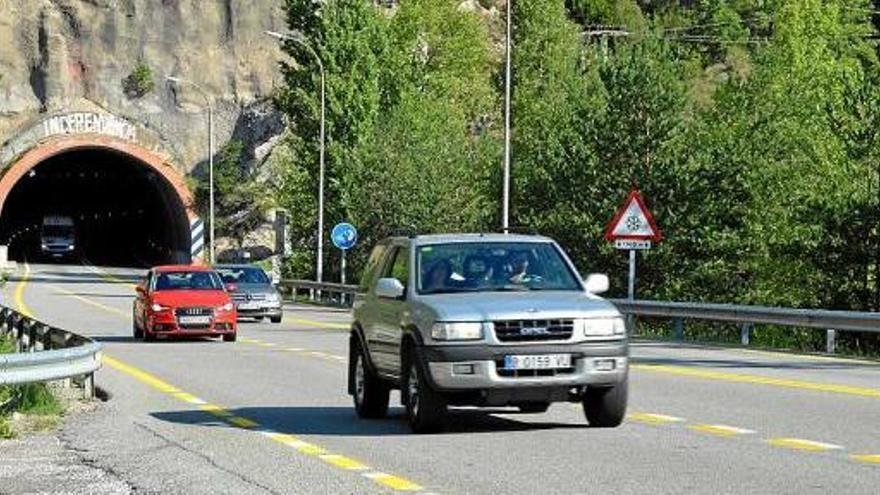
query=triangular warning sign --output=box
[604,190,662,242]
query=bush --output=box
[123,63,155,98]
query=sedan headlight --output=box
[581,318,627,337]
[431,322,484,341]
[151,303,170,312]
[217,302,235,312]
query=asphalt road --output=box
[3,262,880,494]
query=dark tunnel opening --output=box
[0,147,191,267]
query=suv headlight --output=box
[266,292,280,303]
[431,322,483,341]
[581,318,626,337]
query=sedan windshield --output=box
[154,271,224,291]
[217,267,270,285]
[417,242,582,294]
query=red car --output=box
[133,265,238,342]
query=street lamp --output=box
[266,30,327,284]
[166,75,215,265]
[502,0,512,233]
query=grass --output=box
[0,335,63,439]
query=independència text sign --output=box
[42,112,137,142]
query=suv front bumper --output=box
[423,341,627,391]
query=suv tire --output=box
[401,347,447,433]
[582,381,628,428]
[351,340,390,418]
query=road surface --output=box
[3,263,880,494]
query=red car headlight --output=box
[217,302,234,312]
[151,303,171,312]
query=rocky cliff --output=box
[0,0,288,170]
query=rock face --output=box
[0,0,287,171]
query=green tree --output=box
[195,140,273,252]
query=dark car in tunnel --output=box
[133,265,237,342]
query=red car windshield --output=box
[154,271,223,291]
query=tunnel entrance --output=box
[0,145,194,267]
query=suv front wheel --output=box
[351,340,390,418]
[582,380,628,428]
[401,347,447,433]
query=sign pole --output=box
[341,249,346,286]
[627,249,636,300]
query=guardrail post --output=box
[82,373,95,399]
[740,323,752,346]
[673,318,684,341]
[826,329,836,354]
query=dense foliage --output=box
[274,0,880,351]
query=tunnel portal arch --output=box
[0,114,202,266]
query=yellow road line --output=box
[106,354,425,491]
[31,274,428,493]
[103,355,180,394]
[627,413,685,425]
[13,261,33,318]
[851,454,880,464]
[767,438,843,452]
[52,285,130,317]
[363,472,423,491]
[633,364,880,400]
[320,454,369,471]
[288,318,349,330]
[688,424,755,438]
[228,416,259,429]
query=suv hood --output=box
[423,291,621,322]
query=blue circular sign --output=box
[331,223,358,250]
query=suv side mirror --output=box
[375,278,405,299]
[584,274,609,294]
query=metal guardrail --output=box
[609,299,880,354]
[279,279,357,307]
[278,280,880,354]
[0,306,102,397]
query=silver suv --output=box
[348,234,629,433]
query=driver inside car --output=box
[507,253,531,284]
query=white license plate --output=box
[178,315,212,325]
[238,302,259,310]
[503,354,572,370]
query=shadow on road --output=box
[151,405,585,437]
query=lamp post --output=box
[266,30,327,284]
[166,75,214,265]
[502,0,512,233]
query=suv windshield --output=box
[217,267,270,285]
[154,271,224,291]
[417,242,581,294]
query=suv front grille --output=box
[493,319,574,342]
